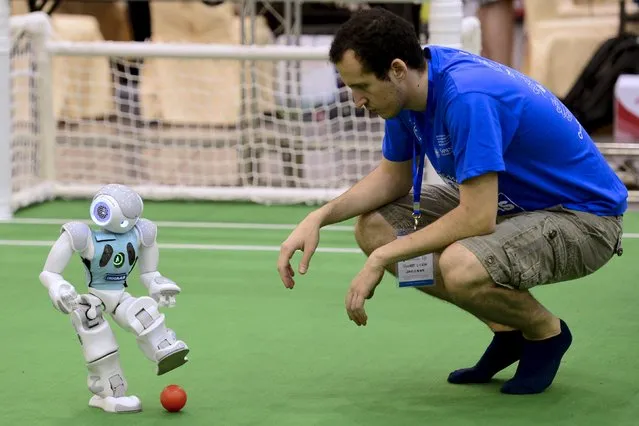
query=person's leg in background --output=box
[477,0,515,67]
[113,1,152,118]
[127,0,152,43]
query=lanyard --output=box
[411,59,435,231]
[412,143,425,231]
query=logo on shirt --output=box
[113,252,125,268]
[434,134,453,158]
[105,273,127,281]
[497,193,524,214]
[436,134,450,146]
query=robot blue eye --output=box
[93,202,111,222]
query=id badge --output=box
[396,230,434,288]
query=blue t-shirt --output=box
[382,46,628,216]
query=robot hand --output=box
[148,276,181,308]
[48,281,81,314]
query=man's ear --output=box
[389,59,408,81]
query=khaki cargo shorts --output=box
[377,184,624,290]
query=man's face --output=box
[335,50,406,119]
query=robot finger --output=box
[61,291,81,312]
[159,295,169,307]
[61,292,77,304]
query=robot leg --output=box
[70,299,142,413]
[113,293,189,375]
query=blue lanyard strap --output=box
[411,58,434,231]
[412,142,425,231]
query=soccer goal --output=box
[2,1,475,219]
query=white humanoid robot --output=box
[39,184,189,413]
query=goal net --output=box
[8,11,389,213]
[5,4,471,216]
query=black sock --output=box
[448,330,525,384]
[501,320,572,395]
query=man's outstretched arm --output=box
[370,172,498,267]
[277,157,413,288]
[312,157,413,227]
[344,172,499,326]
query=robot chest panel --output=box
[91,231,138,280]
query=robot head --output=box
[89,184,143,233]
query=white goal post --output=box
[3,2,475,218]
[0,1,12,220]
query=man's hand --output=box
[345,255,385,326]
[277,213,322,289]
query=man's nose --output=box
[353,93,367,109]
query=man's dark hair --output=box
[329,7,426,81]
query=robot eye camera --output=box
[89,184,143,233]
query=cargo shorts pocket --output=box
[502,216,568,290]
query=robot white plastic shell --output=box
[38,184,190,414]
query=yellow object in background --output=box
[421,1,430,23]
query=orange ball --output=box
[160,384,187,412]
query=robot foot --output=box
[157,341,189,376]
[89,395,142,413]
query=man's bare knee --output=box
[354,211,396,256]
[413,253,452,302]
[439,243,492,302]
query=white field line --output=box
[0,239,363,254]
[1,218,354,232]
[1,234,638,253]
[4,219,639,239]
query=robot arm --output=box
[39,222,92,314]
[136,219,181,308]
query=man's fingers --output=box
[351,307,366,326]
[278,244,294,269]
[286,264,295,278]
[345,289,355,309]
[358,310,368,326]
[345,290,368,326]
[284,264,296,289]
[349,292,363,312]
[278,243,297,288]
[347,308,367,326]
[345,292,355,322]
[357,293,369,326]
[278,236,317,286]
[299,243,316,274]
[278,263,295,289]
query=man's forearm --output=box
[312,159,413,227]
[371,204,496,267]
